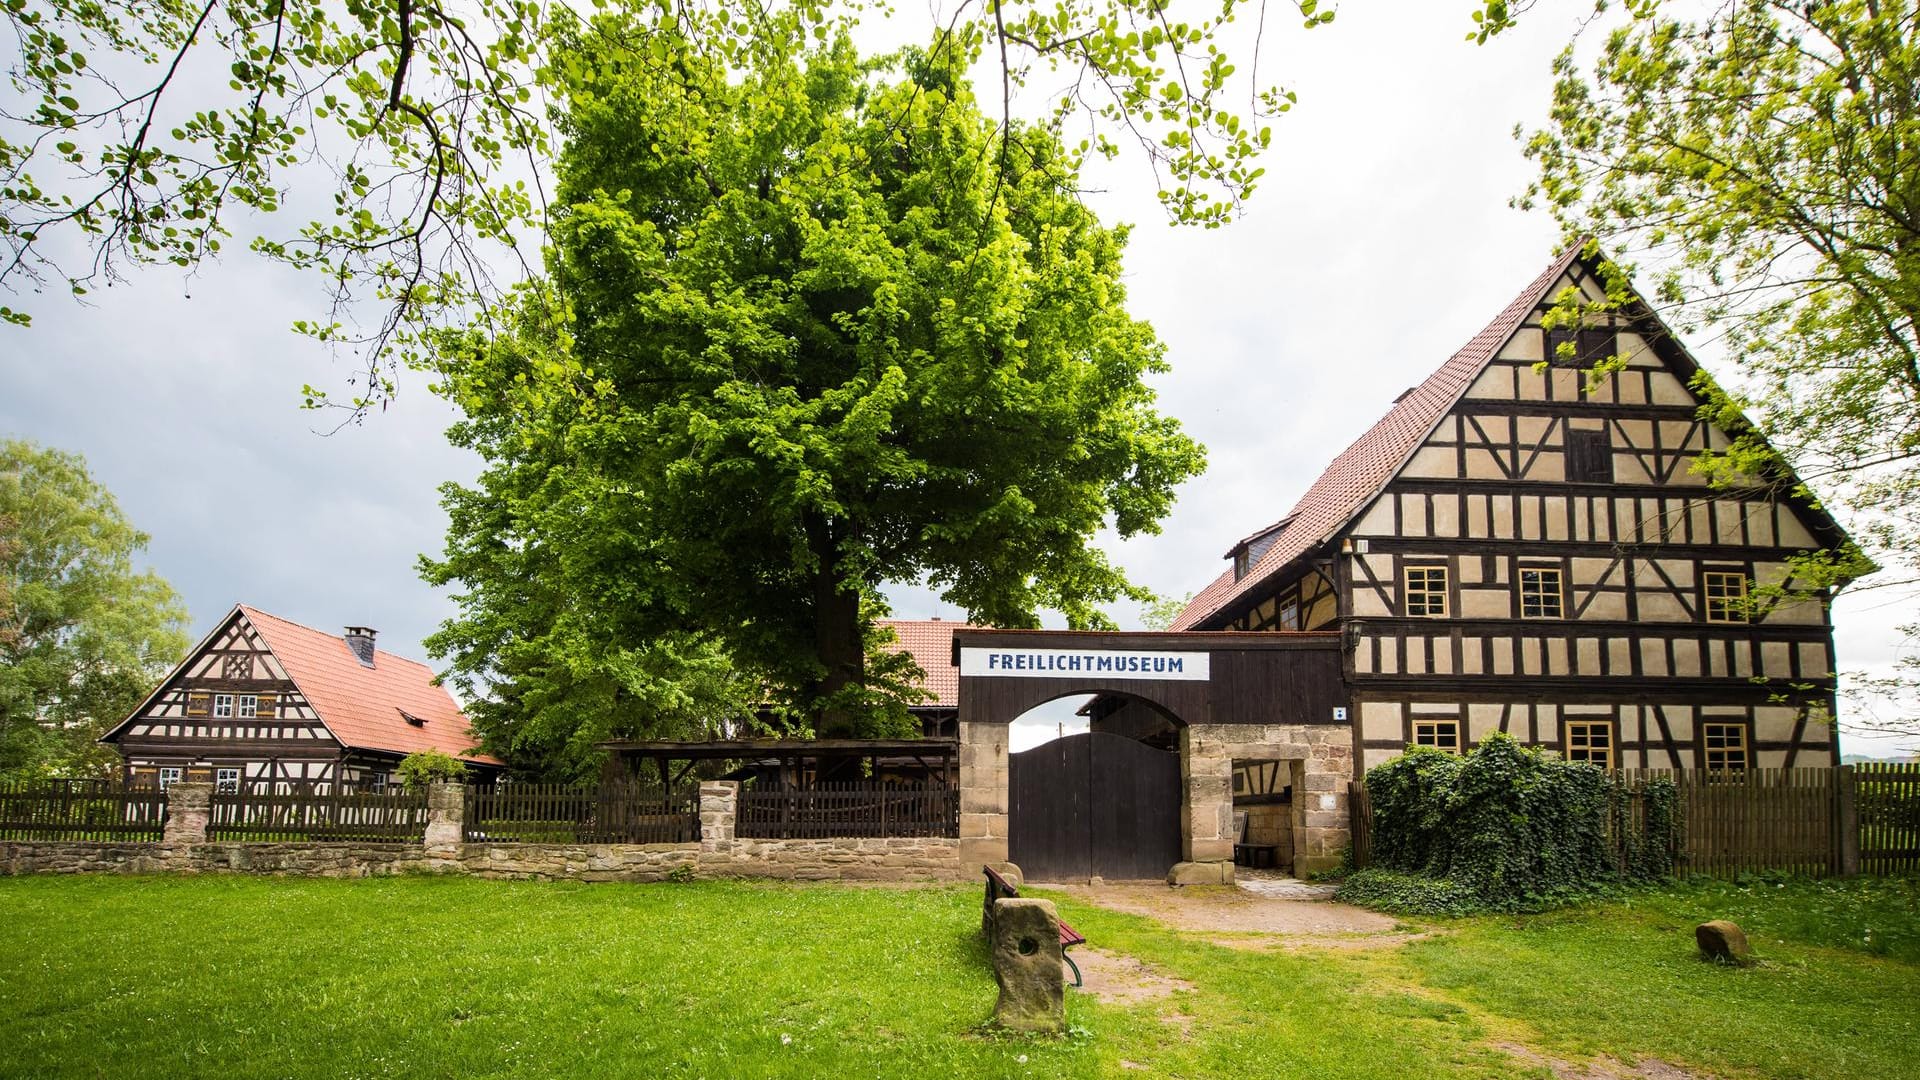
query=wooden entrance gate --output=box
[1009,731,1181,881]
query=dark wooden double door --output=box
[1009,731,1181,881]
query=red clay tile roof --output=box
[1171,244,1586,631]
[240,606,500,764]
[877,618,979,708]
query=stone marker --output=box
[990,897,1065,1034]
[1696,920,1754,966]
[1167,860,1234,886]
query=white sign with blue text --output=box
[959,647,1210,681]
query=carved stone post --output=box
[989,897,1066,1034]
[162,782,212,845]
[425,781,465,851]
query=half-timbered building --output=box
[1165,243,1858,773]
[101,605,499,790]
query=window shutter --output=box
[1566,428,1614,484]
[185,692,212,718]
[253,692,278,719]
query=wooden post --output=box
[1833,764,1860,877]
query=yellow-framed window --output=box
[1404,565,1449,617]
[1412,719,1461,754]
[1702,722,1749,772]
[1703,571,1750,623]
[1519,567,1565,619]
[1564,720,1614,769]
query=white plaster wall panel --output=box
[1649,370,1694,405]
[1576,637,1601,674]
[1501,328,1544,362]
[1673,639,1702,678]
[1360,701,1402,740]
[1468,704,1505,743]
[1462,638,1484,674]
[1761,641,1792,677]
[1545,637,1569,675]
[1461,590,1511,620]
[1467,365,1516,399]
[1353,502,1394,537]
[1798,642,1831,677]
[1639,639,1668,676]
[1404,446,1456,478]
[1492,638,1515,675]
[1401,493,1429,536]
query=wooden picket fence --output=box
[1346,764,1920,880]
[737,781,959,839]
[207,782,428,842]
[1857,762,1920,875]
[463,780,699,844]
[0,780,167,841]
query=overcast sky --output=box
[3,2,1911,756]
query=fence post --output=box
[425,782,465,851]
[699,781,737,852]
[162,783,212,845]
[1833,765,1860,877]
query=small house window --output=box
[1404,565,1449,617]
[1565,721,1614,769]
[236,695,258,719]
[1519,567,1565,619]
[1702,722,1748,772]
[367,771,389,794]
[1233,549,1251,581]
[1703,572,1750,623]
[215,768,241,793]
[212,694,235,719]
[158,767,183,790]
[1412,719,1461,754]
[1279,600,1301,631]
[1565,428,1614,484]
[1546,326,1616,369]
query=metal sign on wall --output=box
[958,647,1210,681]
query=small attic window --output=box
[399,709,427,728]
[1233,548,1251,581]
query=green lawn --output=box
[0,874,1914,1079]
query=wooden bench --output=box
[1233,810,1280,870]
[982,865,1087,987]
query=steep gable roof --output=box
[1171,243,1585,630]
[877,618,977,708]
[238,606,499,763]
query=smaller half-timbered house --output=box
[101,605,499,790]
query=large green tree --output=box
[425,16,1204,740]
[0,438,191,778]
[1513,0,1917,734]
[1,0,1323,412]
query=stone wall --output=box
[957,721,1010,867]
[0,781,966,884]
[1183,723,1353,876]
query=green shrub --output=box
[1335,869,1485,916]
[1338,733,1680,915]
[396,750,469,791]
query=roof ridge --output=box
[1170,241,1587,630]
[239,603,436,670]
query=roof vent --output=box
[399,709,426,727]
[344,627,378,667]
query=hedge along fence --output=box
[1339,734,1680,915]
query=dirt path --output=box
[1048,882,1408,946]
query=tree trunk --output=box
[805,512,865,743]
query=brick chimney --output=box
[344,627,378,667]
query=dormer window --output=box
[1233,549,1251,581]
